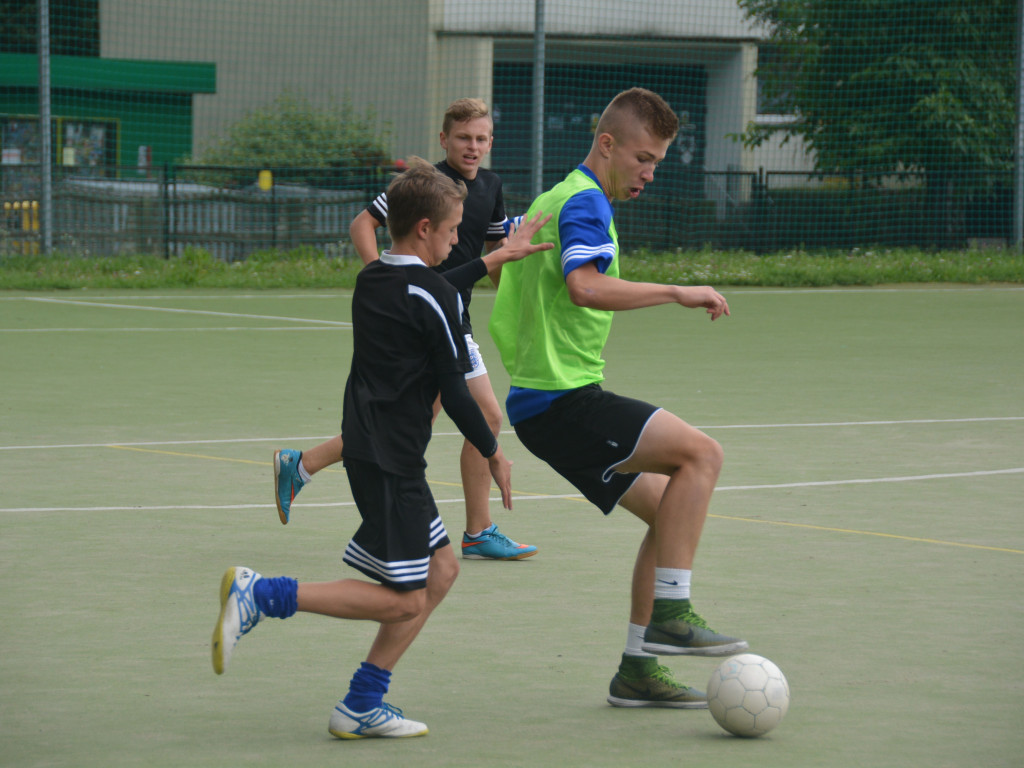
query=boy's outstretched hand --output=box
[678,285,731,321]
[487,445,514,510]
[483,212,553,271]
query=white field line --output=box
[695,416,1024,429]
[0,293,352,301]
[19,296,352,327]
[6,286,1020,332]
[3,416,1021,452]
[3,468,1022,514]
[716,467,1024,491]
[0,326,345,333]
[3,286,1023,305]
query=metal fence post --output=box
[38,0,53,255]
[1015,0,1024,249]
[531,0,545,199]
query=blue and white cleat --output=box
[329,701,428,739]
[273,449,305,525]
[211,566,264,675]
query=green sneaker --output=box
[607,655,707,709]
[642,600,749,657]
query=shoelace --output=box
[680,608,713,631]
[651,665,683,686]
[489,530,516,546]
[233,578,261,636]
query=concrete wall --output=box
[440,0,758,38]
[98,0,796,190]
[100,0,439,160]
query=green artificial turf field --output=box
[2,286,1021,767]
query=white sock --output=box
[653,567,691,600]
[465,523,495,538]
[624,622,655,658]
[297,460,312,484]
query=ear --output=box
[414,217,433,241]
[439,130,448,151]
[596,132,615,158]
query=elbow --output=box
[567,283,598,308]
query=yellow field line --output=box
[108,444,269,466]
[108,444,1022,555]
[708,513,1024,554]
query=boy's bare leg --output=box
[366,544,460,670]
[616,410,722,570]
[300,434,344,475]
[616,410,745,656]
[297,578,423,624]
[274,434,344,523]
[456,374,538,559]
[461,373,503,534]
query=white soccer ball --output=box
[707,653,790,737]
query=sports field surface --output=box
[2,286,1022,768]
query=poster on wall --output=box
[61,121,111,171]
[2,118,41,166]
[1,118,43,198]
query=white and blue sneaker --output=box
[273,449,305,525]
[329,701,429,739]
[211,566,264,675]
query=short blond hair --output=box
[442,98,491,135]
[386,156,467,240]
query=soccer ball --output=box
[707,654,790,737]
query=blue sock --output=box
[343,662,391,713]
[252,576,298,619]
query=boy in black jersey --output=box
[211,159,551,738]
[273,99,538,561]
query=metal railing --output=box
[1,165,1015,257]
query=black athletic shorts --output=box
[341,457,450,591]
[513,384,660,514]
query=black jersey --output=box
[366,160,507,329]
[341,253,496,477]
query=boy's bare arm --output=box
[350,209,384,264]
[566,262,730,320]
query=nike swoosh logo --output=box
[657,626,695,643]
[655,579,680,586]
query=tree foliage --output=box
[739,0,1018,180]
[188,93,391,178]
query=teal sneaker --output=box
[607,655,708,709]
[211,566,264,675]
[329,701,429,739]
[461,523,537,560]
[642,600,748,657]
[273,449,304,525]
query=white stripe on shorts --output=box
[465,334,487,380]
[343,541,430,585]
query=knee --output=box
[703,435,724,475]
[684,432,723,480]
[431,552,460,595]
[381,589,426,623]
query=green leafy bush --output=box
[185,94,392,188]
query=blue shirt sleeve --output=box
[559,190,615,278]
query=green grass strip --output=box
[1,244,1021,290]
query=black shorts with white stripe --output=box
[342,457,449,591]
